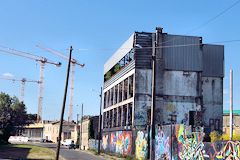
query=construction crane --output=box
[0,76,40,102]
[36,45,84,122]
[0,46,61,122]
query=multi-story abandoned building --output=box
[102,27,224,156]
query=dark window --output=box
[110,88,113,106]
[128,103,132,126]
[215,119,220,131]
[123,105,127,126]
[104,92,107,109]
[209,119,215,131]
[118,106,122,127]
[119,82,123,102]
[123,79,128,100]
[113,109,117,127]
[129,75,133,98]
[114,85,118,104]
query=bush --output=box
[209,130,221,142]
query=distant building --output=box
[43,121,76,143]
[80,116,99,150]
[22,123,44,141]
[223,110,240,135]
[102,27,224,156]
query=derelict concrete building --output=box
[102,27,224,147]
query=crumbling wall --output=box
[202,77,223,134]
[134,69,152,128]
[156,71,201,125]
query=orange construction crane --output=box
[0,45,61,122]
[0,76,40,102]
[36,45,84,122]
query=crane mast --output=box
[20,78,26,102]
[0,76,39,103]
[36,45,84,122]
[0,46,61,122]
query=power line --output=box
[71,39,240,53]
[157,0,240,46]
[189,0,240,33]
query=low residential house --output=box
[223,110,240,135]
[43,120,76,143]
[22,123,44,141]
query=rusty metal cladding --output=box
[104,34,134,74]
[202,44,224,77]
[134,32,153,69]
[162,34,202,71]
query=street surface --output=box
[31,143,105,160]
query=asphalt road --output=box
[31,143,105,160]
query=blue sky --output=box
[0,0,239,121]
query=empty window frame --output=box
[122,105,127,126]
[114,85,118,104]
[119,82,123,102]
[113,108,117,127]
[104,92,107,109]
[123,78,128,101]
[118,106,122,127]
[128,103,133,126]
[109,110,112,128]
[110,88,113,106]
[129,75,133,98]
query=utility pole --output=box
[56,46,72,160]
[150,32,156,160]
[79,103,83,150]
[230,68,233,140]
[98,87,103,154]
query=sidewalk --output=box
[85,149,130,160]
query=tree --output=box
[0,92,28,144]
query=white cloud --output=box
[2,72,14,78]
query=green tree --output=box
[0,92,28,144]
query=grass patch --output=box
[0,144,56,159]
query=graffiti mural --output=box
[103,131,132,155]
[155,129,170,160]
[102,134,108,150]
[115,131,132,155]
[155,124,209,160]
[216,141,240,159]
[136,131,148,160]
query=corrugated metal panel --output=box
[163,34,202,71]
[202,44,224,77]
[104,60,135,89]
[135,32,153,69]
[104,34,134,74]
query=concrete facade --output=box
[102,27,224,156]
